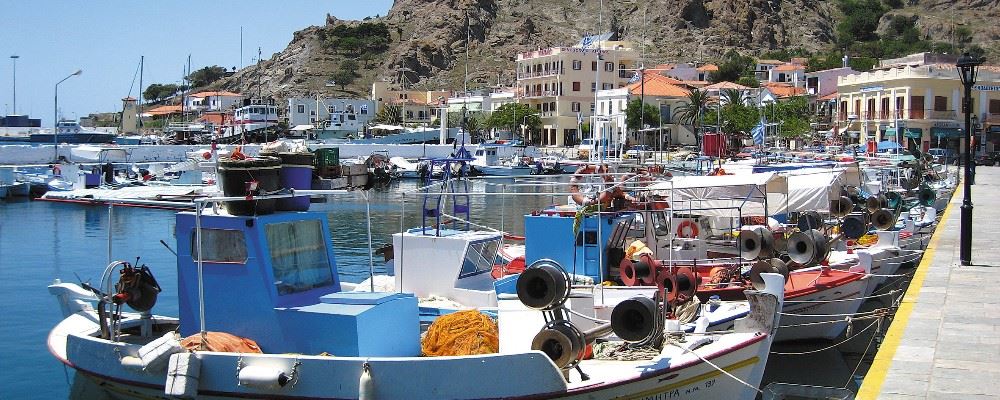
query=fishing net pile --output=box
[421,310,499,356]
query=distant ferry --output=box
[29,120,116,144]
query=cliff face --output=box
[216,0,999,100]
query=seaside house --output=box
[836,52,1000,153]
[594,72,695,149]
[370,81,449,126]
[184,91,243,112]
[286,97,375,132]
[514,35,638,146]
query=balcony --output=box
[927,110,956,120]
[985,113,1000,124]
[522,90,560,99]
[517,69,565,80]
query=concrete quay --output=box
[859,166,1000,399]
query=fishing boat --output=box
[48,189,786,399]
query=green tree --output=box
[187,66,228,88]
[674,89,714,144]
[736,76,760,88]
[709,50,755,83]
[625,100,660,132]
[485,103,540,140]
[330,60,358,90]
[720,88,749,107]
[835,0,887,47]
[142,83,181,102]
[373,104,402,125]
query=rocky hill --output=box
[214,0,1000,101]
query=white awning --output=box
[649,172,787,217]
[290,124,314,131]
[370,124,405,131]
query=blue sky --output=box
[0,1,393,126]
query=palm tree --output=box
[373,104,402,125]
[674,89,714,146]
[720,88,749,107]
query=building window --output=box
[619,63,625,71]
[296,105,305,114]
[591,82,596,92]
[542,103,549,112]
[327,106,336,114]
[602,83,613,90]
[990,99,1000,114]
[933,96,948,111]
[573,82,581,91]
[592,61,598,71]
[605,62,614,72]
[910,96,925,119]
[572,102,581,112]
[881,98,890,119]
[360,104,369,115]
[549,102,556,112]
[572,60,582,70]
[346,104,354,113]
[590,103,595,113]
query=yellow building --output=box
[836,53,1000,153]
[515,40,638,146]
[370,81,450,126]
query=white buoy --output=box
[359,362,375,400]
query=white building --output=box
[594,73,697,150]
[185,91,243,112]
[286,97,375,135]
[805,67,857,97]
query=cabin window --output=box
[459,239,500,278]
[191,229,247,263]
[266,220,334,295]
[296,105,305,114]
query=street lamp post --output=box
[956,52,982,266]
[10,55,19,114]
[54,69,83,162]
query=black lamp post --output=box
[957,52,983,266]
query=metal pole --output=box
[10,55,18,114]
[365,191,375,292]
[960,81,973,265]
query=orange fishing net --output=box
[421,310,499,357]
[180,331,263,353]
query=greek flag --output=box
[751,119,766,145]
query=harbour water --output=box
[1,177,889,398]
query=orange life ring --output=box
[677,220,699,238]
[569,164,614,206]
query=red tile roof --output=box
[763,82,806,98]
[703,81,752,91]
[627,73,690,97]
[774,63,805,72]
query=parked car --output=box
[975,151,999,166]
[624,145,653,159]
[928,148,958,164]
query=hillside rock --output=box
[213,0,998,102]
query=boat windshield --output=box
[459,238,500,278]
[266,220,334,295]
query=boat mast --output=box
[138,56,143,133]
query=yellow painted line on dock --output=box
[856,187,958,399]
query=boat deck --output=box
[861,167,1000,399]
[38,184,216,210]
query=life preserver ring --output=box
[569,164,614,206]
[52,165,62,176]
[677,220,699,238]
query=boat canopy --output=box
[775,167,855,215]
[648,172,787,217]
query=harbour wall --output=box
[0,143,464,165]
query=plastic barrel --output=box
[276,152,315,211]
[217,157,280,216]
